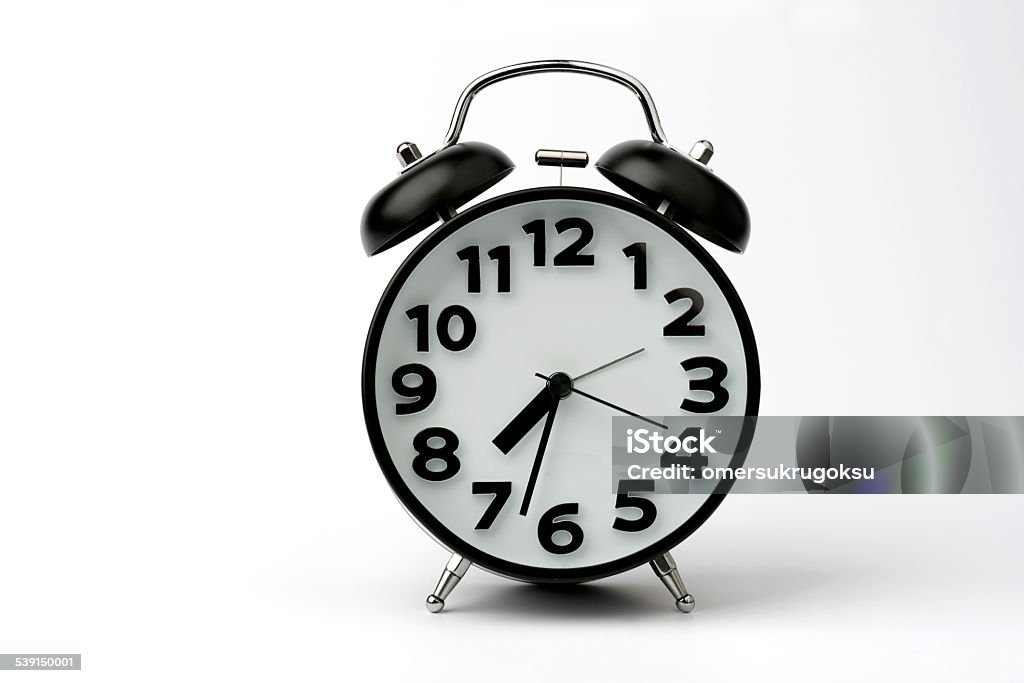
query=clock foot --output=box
[651,551,695,613]
[425,553,472,613]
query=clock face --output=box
[363,187,759,582]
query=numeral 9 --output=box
[392,363,437,415]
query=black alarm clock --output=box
[361,60,759,612]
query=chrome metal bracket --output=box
[442,60,671,149]
[650,551,695,613]
[426,553,472,613]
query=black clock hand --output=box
[572,347,645,383]
[493,386,554,455]
[519,396,559,516]
[534,373,668,430]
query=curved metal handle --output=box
[441,60,670,148]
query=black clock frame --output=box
[362,186,761,584]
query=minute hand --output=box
[534,373,667,430]
[519,398,558,516]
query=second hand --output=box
[534,373,667,430]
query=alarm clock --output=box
[361,60,759,612]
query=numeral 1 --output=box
[522,220,546,266]
[622,242,647,289]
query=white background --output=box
[1,1,1022,681]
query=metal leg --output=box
[650,551,695,613]
[425,553,472,613]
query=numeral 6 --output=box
[537,502,584,554]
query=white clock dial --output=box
[364,188,758,581]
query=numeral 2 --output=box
[663,288,705,337]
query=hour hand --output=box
[493,386,554,455]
